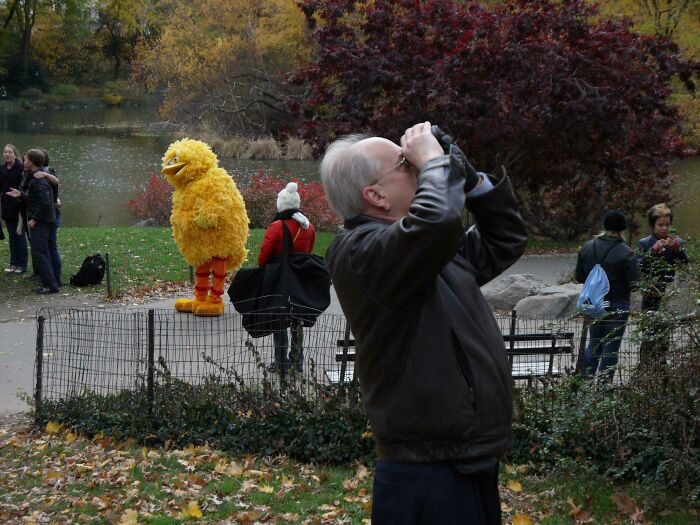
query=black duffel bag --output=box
[228,222,331,338]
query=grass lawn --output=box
[0,227,337,298]
[0,418,696,524]
[0,227,579,299]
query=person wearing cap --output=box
[258,182,316,373]
[321,122,527,524]
[575,210,639,382]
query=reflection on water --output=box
[0,107,319,227]
[1,107,698,235]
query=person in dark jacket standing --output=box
[258,182,316,374]
[575,211,638,382]
[34,149,62,286]
[321,122,528,524]
[0,144,28,273]
[6,149,59,294]
[636,203,689,364]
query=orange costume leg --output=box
[175,261,212,313]
[193,258,228,317]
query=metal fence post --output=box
[34,315,45,420]
[147,309,155,413]
[105,252,112,297]
[576,315,590,374]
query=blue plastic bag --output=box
[577,263,610,316]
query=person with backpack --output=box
[575,211,638,382]
[258,182,316,374]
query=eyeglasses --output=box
[369,155,411,186]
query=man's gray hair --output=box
[320,134,381,221]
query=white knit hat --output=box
[277,182,301,212]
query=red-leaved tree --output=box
[240,169,338,232]
[129,173,174,226]
[289,0,699,239]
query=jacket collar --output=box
[344,213,394,230]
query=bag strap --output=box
[280,220,295,265]
[593,239,618,267]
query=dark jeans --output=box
[48,215,62,284]
[371,461,501,525]
[582,303,630,382]
[29,221,59,290]
[273,323,303,373]
[3,218,28,270]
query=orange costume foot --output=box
[177,258,228,316]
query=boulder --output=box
[481,274,550,311]
[133,218,156,227]
[514,283,582,318]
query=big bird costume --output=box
[161,139,249,316]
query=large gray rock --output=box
[514,283,582,318]
[133,218,156,227]
[481,274,550,311]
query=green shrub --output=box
[36,361,374,465]
[20,87,42,99]
[50,83,79,98]
[511,243,700,500]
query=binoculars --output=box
[431,125,454,153]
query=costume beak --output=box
[161,162,185,177]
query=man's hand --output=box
[400,121,444,171]
[6,188,20,198]
[28,219,36,229]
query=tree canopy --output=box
[290,0,700,238]
[131,0,310,134]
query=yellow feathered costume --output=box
[161,139,249,316]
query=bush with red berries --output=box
[128,173,173,226]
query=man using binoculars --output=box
[321,121,527,524]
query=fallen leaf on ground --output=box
[512,514,533,525]
[507,479,522,493]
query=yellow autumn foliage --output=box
[133,0,309,123]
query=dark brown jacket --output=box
[326,156,528,462]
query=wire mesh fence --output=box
[33,305,694,417]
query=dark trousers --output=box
[3,218,28,270]
[273,322,303,372]
[582,303,630,383]
[371,461,501,525]
[29,221,59,290]
[48,215,62,284]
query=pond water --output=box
[0,106,319,227]
[0,106,698,239]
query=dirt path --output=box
[0,282,193,323]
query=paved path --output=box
[0,254,576,416]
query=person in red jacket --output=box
[258,182,316,373]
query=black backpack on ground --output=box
[70,254,107,286]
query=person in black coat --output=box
[6,149,59,293]
[0,144,28,273]
[575,211,639,382]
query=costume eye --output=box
[174,155,179,163]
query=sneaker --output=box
[266,362,280,373]
[4,266,16,273]
[36,287,59,295]
[13,268,24,274]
